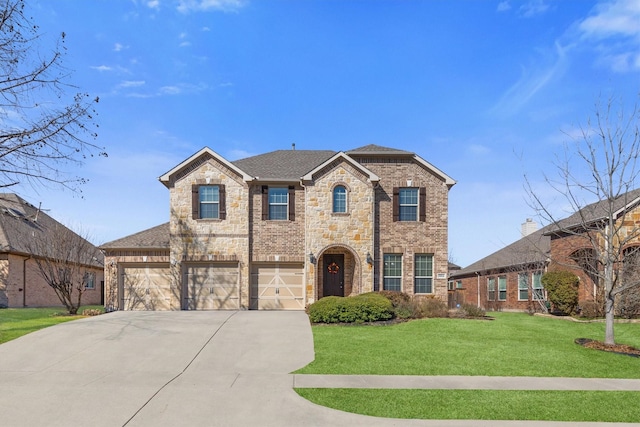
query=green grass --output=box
[297,312,640,378]
[295,389,640,422]
[0,306,104,344]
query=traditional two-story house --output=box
[102,144,456,310]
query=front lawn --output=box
[0,306,104,344]
[295,312,640,422]
[297,312,640,378]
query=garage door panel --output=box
[122,266,172,311]
[186,264,239,310]
[250,263,304,310]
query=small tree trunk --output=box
[604,294,615,345]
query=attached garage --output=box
[250,263,304,310]
[121,265,172,310]
[184,263,239,310]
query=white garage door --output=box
[121,265,172,310]
[185,263,239,310]
[250,263,304,310]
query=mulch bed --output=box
[575,338,640,358]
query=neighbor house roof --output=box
[451,227,550,278]
[0,193,103,267]
[545,188,640,234]
[101,222,170,250]
[232,149,337,181]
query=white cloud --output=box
[147,0,160,9]
[91,65,113,72]
[491,42,569,116]
[113,43,127,52]
[159,86,182,95]
[177,0,246,13]
[497,1,511,12]
[519,0,550,17]
[118,80,146,88]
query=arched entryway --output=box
[316,245,362,300]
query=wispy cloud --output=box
[113,43,128,52]
[519,0,550,18]
[91,65,112,72]
[577,0,640,72]
[146,0,160,10]
[497,1,511,13]
[490,42,569,117]
[176,0,246,14]
[118,80,146,88]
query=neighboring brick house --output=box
[451,189,640,313]
[102,144,456,310]
[0,194,104,308]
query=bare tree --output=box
[0,0,104,191]
[526,96,640,345]
[28,224,102,314]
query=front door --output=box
[323,254,344,297]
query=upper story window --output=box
[200,186,220,219]
[192,184,226,220]
[393,187,426,222]
[333,185,347,213]
[262,186,295,221]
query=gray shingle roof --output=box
[0,193,103,266]
[101,222,170,249]
[232,150,337,180]
[451,227,551,278]
[347,144,414,156]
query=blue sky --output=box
[14,0,640,267]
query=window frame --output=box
[192,183,226,220]
[518,273,529,301]
[383,254,402,291]
[199,185,220,219]
[84,272,95,290]
[398,188,419,221]
[414,254,433,294]
[332,185,347,214]
[498,275,507,301]
[268,187,289,220]
[487,277,496,301]
[532,271,545,300]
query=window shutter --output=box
[192,185,199,220]
[392,187,399,222]
[288,186,295,221]
[261,186,269,220]
[419,187,426,222]
[219,184,226,220]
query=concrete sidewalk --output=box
[294,374,640,391]
[0,311,638,427]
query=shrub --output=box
[617,286,640,319]
[541,270,580,315]
[579,301,603,319]
[414,296,449,318]
[377,291,419,319]
[81,309,102,316]
[307,293,394,324]
[458,304,486,318]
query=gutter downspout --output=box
[300,179,311,305]
[372,181,379,292]
[476,271,480,308]
[23,256,31,307]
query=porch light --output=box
[366,252,373,265]
[309,252,316,264]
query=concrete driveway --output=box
[1,311,635,427]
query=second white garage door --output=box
[250,263,304,310]
[121,265,172,310]
[185,263,239,310]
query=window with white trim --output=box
[532,272,544,300]
[199,185,220,219]
[414,254,433,294]
[383,254,402,291]
[85,272,95,290]
[268,187,288,220]
[487,277,496,301]
[498,275,507,301]
[518,273,528,301]
[399,188,418,221]
[333,185,347,213]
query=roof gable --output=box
[159,147,253,187]
[302,152,380,182]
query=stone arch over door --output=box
[316,244,363,300]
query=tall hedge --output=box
[541,270,580,315]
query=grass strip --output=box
[297,312,640,378]
[295,388,640,422]
[0,306,104,344]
